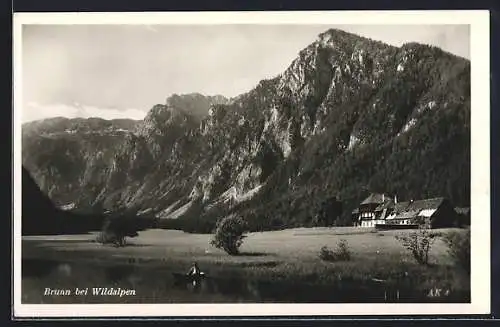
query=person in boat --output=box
[186,262,203,277]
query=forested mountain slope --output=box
[22,29,470,232]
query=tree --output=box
[395,229,438,265]
[97,215,141,247]
[210,215,248,255]
[315,196,343,226]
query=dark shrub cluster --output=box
[96,215,156,247]
[319,239,351,262]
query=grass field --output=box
[23,227,469,295]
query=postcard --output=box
[12,10,491,318]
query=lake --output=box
[21,258,468,304]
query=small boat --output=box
[172,272,207,284]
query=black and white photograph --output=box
[13,11,490,317]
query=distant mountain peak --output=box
[163,93,230,119]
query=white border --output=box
[12,10,491,318]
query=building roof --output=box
[360,193,389,205]
[394,210,420,220]
[407,197,445,211]
[393,201,410,213]
[391,197,445,214]
[375,199,395,211]
[419,208,437,217]
[388,197,446,220]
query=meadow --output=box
[24,226,469,300]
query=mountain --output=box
[21,166,104,235]
[22,116,139,137]
[21,166,155,235]
[22,29,470,232]
[21,94,229,211]
[163,93,230,119]
[22,117,141,209]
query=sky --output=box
[21,24,470,123]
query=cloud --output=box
[22,102,147,123]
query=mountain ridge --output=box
[22,28,470,232]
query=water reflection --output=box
[21,259,469,303]
[22,258,61,278]
[105,265,135,283]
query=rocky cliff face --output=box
[22,29,470,230]
[22,94,229,212]
[22,117,141,208]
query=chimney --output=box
[394,195,397,204]
[382,194,385,202]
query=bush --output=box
[319,239,351,262]
[96,230,127,247]
[443,228,470,274]
[395,229,438,265]
[96,216,140,247]
[210,215,248,255]
[319,245,335,261]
